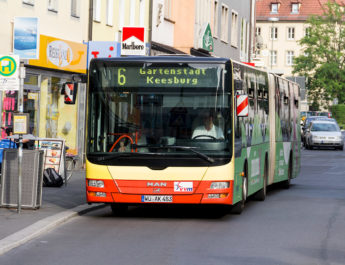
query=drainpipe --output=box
[88,0,93,41]
[249,0,254,62]
[148,0,153,55]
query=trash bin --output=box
[0,149,44,209]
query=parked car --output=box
[304,120,344,150]
[302,117,337,144]
[301,116,327,145]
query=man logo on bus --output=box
[147,182,167,187]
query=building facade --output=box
[255,0,332,111]
[0,0,89,171]
[0,0,256,170]
[208,0,255,62]
[90,0,150,46]
[151,0,255,60]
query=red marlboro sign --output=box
[121,27,145,56]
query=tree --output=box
[293,1,345,109]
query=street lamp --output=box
[268,17,279,70]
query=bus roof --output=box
[90,56,231,65]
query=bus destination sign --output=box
[111,67,221,88]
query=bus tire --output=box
[110,203,128,216]
[254,158,268,201]
[231,165,248,214]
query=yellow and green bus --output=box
[86,56,300,214]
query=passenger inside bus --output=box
[191,109,224,140]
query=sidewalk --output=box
[0,169,105,255]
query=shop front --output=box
[1,35,87,163]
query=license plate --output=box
[141,195,173,203]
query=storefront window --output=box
[0,71,80,157]
[46,77,60,138]
[24,73,40,136]
[1,91,18,139]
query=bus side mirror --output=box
[236,94,248,117]
[63,82,78,104]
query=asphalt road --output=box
[1,147,345,265]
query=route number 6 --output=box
[118,68,126,86]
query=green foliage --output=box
[293,1,345,108]
[330,104,345,128]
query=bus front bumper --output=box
[86,179,234,205]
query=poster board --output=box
[35,138,65,176]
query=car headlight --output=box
[88,180,105,188]
[210,182,230,189]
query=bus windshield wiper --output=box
[91,153,132,162]
[132,144,215,163]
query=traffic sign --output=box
[0,55,20,90]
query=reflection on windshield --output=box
[311,123,339,132]
[87,63,231,159]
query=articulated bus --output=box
[86,56,300,214]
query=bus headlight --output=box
[210,182,230,189]
[88,180,105,188]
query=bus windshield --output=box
[87,60,232,166]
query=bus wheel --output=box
[254,160,267,201]
[231,171,247,214]
[110,203,128,216]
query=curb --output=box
[0,203,106,256]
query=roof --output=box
[90,56,231,65]
[256,0,345,21]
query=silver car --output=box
[305,120,344,150]
[301,116,336,146]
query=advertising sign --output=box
[13,113,30,134]
[29,35,87,74]
[121,27,145,56]
[87,41,121,68]
[13,17,39,59]
[0,55,20,90]
[36,138,65,174]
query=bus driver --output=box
[191,109,224,140]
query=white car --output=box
[305,120,344,150]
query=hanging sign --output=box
[13,17,39,59]
[63,82,78,104]
[121,27,145,56]
[199,23,214,52]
